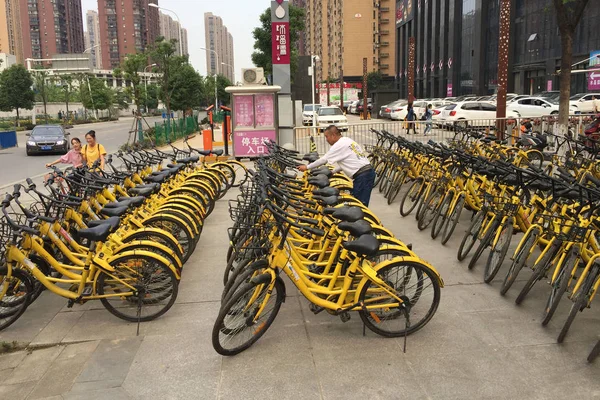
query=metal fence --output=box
[154,117,199,144]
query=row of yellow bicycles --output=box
[0,139,247,333]
[369,128,600,362]
[211,141,443,356]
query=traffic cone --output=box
[310,135,317,153]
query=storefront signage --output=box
[588,51,600,91]
[396,0,414,26]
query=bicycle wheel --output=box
[399,178,424,217]
[515,242,560,305]
[587,340,600,363]
[468,218,498,270]
[143,216,195,265]
[98,255,178,322]
[228,160,249,188]
[417,190,442,231]
[557,289,589,344]
[525,150,544,169]
[358,261,441,337]
[222,259,269,304]
[457,210,485,261]
[212,277,285,356]
[441,193,465,245]
[500,228,539,296]
[379,165,394,193]
[386,170,407,205]
[373,160,387,188]
[430,193,452,239]
[541,246,579,326]
[0,267,33,331]
[122,229,184,264]
[483,219,514,283]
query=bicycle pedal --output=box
[339,312,351,323]
[407,243,413,250]
[309,303,324,314]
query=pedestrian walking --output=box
[58,110,62,121]
[405,103,417,135]
[82,130,107,170]
[46,138,84,168]
[297,125,376,206]
[424,104,433,136]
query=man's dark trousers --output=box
[352,169,376,206]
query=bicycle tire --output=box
[515,242,560,305]
[386,170,407,205]
[358,260,441,337]
[122,229,184,264]
[417,190,442,231]
[143,216,196,263]
[212,277,285,356]
[483,219,514,283]
[98,254,178,322]
[441,193,465,245]
[468,218,498,270]
[228,160,249,188]
[457,210,485,261]
[500,228,538,296]
[541,246,578,326]
[556,290,588,344]
[222,259,269,304]
[0,268,33,332]
[379,165,393,193]
[430,194,452,239]
[587,340,600,363]
[373,160,387,188]
[399,178,424,217]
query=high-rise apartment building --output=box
[204,12,235,82]
[159,11,188,56]
[0,0,23,63]
[290,0,306,56]
[304,0,396,82]
[97,0,159,69]
[20,0,85,61]
[85,10,101,68]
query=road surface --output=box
[0,116,163,187]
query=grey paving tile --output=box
[28,341,100,400]
[32,396,64,400]
[62,310,148,342]
[123,333,220,400]
[69,379,123,394]
[0,382,34,400]
[146,302,219,337]
[0,350,27,371]
[63,387,131,400]
[0,367,13,384]
[75,338,142,384]
[31,312,85,346]
[3,346,63,385]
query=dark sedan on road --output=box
[26,125,70,156]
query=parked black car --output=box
[356,98,373,113]
[26,125,70,156]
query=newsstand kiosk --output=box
[225,85,281,160]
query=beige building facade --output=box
[204,12,234,82]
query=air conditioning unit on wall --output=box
[242,68,265,85]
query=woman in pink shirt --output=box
[46,137,84,168]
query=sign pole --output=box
[340,67,344,112]
[495,0,511,140]
[271,0,294,148]
[408,37,415,103]
[362,58,368,120]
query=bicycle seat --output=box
[212,149,224,156]
[87,216,121,231]
[198,150,211,156]
[343,234,380,257]
[303,153,319,163]
[313,195,339,206]
[104,196,145,209]
[313,187,339,197]
[99,205,129,217]
[78,223,113,243]
[310,166,333,178]
[128,186,157,197]
[308,174,330,188]
[144,173,169,184]
[338,220,373,237]
[328,206,365,222]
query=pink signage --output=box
[272,22,290,65]
[234,130,276,157]
[446,83,453,97]
[254,94,275,127]
[589,71,600,91]
[234,95,254,127]
[547,80,553,91]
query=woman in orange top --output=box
[83,130,107,170]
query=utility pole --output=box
[496,0,511,139]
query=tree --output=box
[80,76,112,114]
[553,0,590,137]
[145,83,160,111]
[0,65,34,127]
[149,37,186,118]
[32,68,50,123]
[203,74,233,107]
[367,71,387,94]
[115,53,148,114]
[251,5,305,79]
[58,75,75,116]
[170,64,204,112]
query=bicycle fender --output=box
[141,213,195,239]
[112,240,183,270]
[120,228,184,255]
[376,243,417,258]
[106,250,180,280]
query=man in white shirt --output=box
[298,125,375,206]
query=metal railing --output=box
[154,117,199,145]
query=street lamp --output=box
[144,63,157,114]
[309,55,321,128]
[200,47,219,113]
[149,3,183,56]
[221,62,233,81]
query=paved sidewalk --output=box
[1,187,599,400]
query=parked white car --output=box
[570,93,600,113]
[432,103,455,127]
[348,100,360,114]
[442,101,520,128]
[507,97,577,117]
[302,104,322,126]
[390,101,428,121]
[317,106,349,132]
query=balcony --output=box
[379,18,390,24]
[380,64,390,69]
[380,30,390,35]
[379,7,390,12]
[380,53,390,58]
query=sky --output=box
[80,0,266,82]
